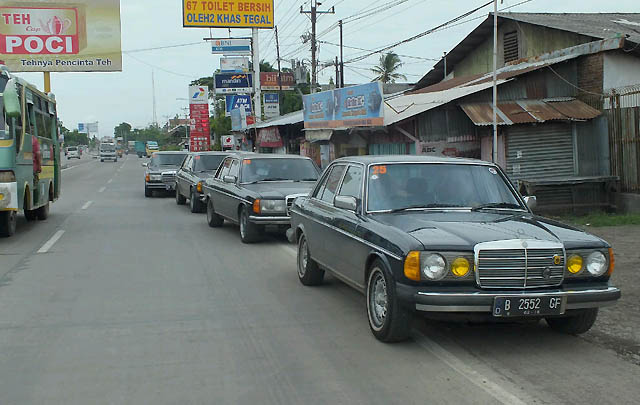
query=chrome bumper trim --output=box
[249,215,291,225]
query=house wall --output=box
[577,53,604,95]
[454,20,592,78]
[603,51,640,91]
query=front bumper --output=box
[0,181,18,210]
[396,283,621,313]
[249,215,291,225]
[146,181,175,190]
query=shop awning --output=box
[305,129,333,143]
[257,127,284,148]
[460,98,601,126]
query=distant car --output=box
[202,153,320,243]
[66,146,80,159]
[175,151,233,213]
[143,151,188,197]
[288,155,621,342]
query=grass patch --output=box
[555,212,640,227]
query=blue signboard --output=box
[264,93,279,104]
[225,95,253,117]
[303,82,384,129]
[214,73,253,94]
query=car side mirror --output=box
[335,195,358,211]
[141,162,148,167]
[223,175,237,184]
[524,196,537,211]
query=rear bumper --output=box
[396,283,621,313]
[249,215,291,225]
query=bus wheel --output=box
[0,211,17,237]
[36,203,49,220]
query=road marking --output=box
[413,331,528,405]
[98,186,106,193]
[37,230,65,254]
[61,165,77,172]
[107,179,113,184]
[81,201,93,210]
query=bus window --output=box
[0,97,8,140]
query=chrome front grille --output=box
[161,172,176,184]
[475,240,565,289]
[286,194,307,216]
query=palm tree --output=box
[371,53,407,83]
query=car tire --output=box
[144,186,152,198]
[36,202,49,220]
[546,309,598,335]
[206,199,224,227]
[366,259,411,343]
[297,233,324,286]
[190,190,204,213]
[239,206,261,243]
[0,210,17,237]
[175,189,186,205]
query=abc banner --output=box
[0,0,122,72]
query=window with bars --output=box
[503,31,519,63]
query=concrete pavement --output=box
[0,155,638,404]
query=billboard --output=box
[303,82,384,129]
[189,85,209,105]
[225,94,252,117]
[78,122,87,133]
[0,0,122,72]
[220,56,249,72]
[231,107,247,131]
[211,38,251,55]
[183,0,274,29]
[214,73,253,94]
[260,72,295,90]
[263,93,279,118]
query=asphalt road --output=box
[0,155,638,404]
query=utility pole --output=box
[301,1,335,93]
[275,25,283,109]
[339,19,344,88]
[492,0,499,164]
[335,56,339,88]
[151,70,158,127]
[252,28,262,122]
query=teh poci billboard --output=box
[0,0,122,72]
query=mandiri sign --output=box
[303,82,384,129]
[182,0,274,29]
[0,0,122,72]
[214,73,253,94]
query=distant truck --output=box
[100,142,117,162]
[135,141,146,158]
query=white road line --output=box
[61,165,77,172]
[107,179,113,184]
[413,332,528,405]
[98,186,106,193]
[81,201,93,210]
[37,230,65,254]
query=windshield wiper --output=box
[294,178,318,182]
[259,178,292,182]
[389,204,463,213]
[471,202,525,211]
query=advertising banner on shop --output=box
[182,0,274,29]
[214,73,253,94]
[225,94,252,117]
[257,127,283,148]
[0,0,122,72]
[260,72,295,90]
[188,85,210,151]
[303,82,384,129]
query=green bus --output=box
[0,68,61,237]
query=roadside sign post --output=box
[188,86,210,152]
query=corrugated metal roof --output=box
[255,110,304,129]
[460,99,600,126]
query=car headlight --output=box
[149,174,162,181]
[567,254,584,274]
[259,199,286,214]
[422,253,447,280]
[451,257,471,277]
[585,251,607,276]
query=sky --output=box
[12,0,640,139]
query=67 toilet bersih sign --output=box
[0,1,122,72]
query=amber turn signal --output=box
[404,251,421,281]
[607,248,615,276]
[253,199,261,214]
[145,174,150,182]
[197,181,203,193]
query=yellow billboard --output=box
[183,0,274,29]
[0,0,122,72]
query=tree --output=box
[371,53,407,83]
[61,128,89,146]
[114,122,132,140]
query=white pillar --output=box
[252,28,262,122]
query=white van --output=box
[100,143,117,162]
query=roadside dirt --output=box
[579,225,640,366]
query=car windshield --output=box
[100,144,115,152]
[367,163,522,212]
[194,155,225,172]
[241,158,319,183]
[150,153,187,167]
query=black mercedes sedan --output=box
[288,155,621,343]
[202,153,320,243]
[175,151,233,213]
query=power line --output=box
[318,40,440,61]
[124,54,198,79]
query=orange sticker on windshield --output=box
[195,155,201,160]
[244,159,252,164]
[372,165,387,175]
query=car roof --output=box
[151,151,189,155]
[331,155,493,166]
[231,153,312,160]
[189,151,233,156]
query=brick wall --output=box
[577,54,604,96]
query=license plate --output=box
[493,295,566,318]
[165,185,174,190]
